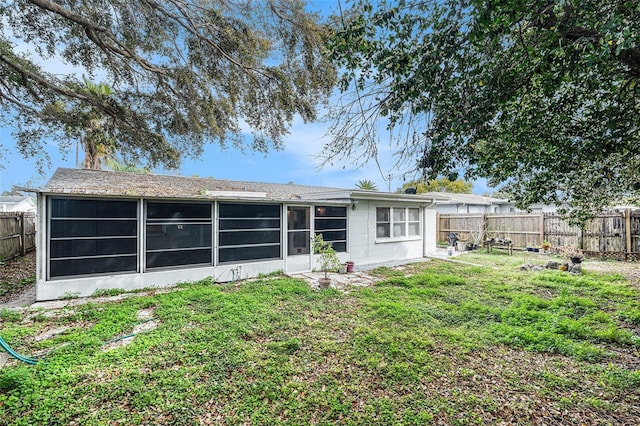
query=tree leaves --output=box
[327,0,639,222]
[401,178,473,194]
[0,0,336,169]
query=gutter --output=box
[11,186,40,193]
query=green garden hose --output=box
[0,336,40,365]
[1,317,157,365]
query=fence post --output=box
[481,213,486,243]
[625,208,632,260]
[19,212,26,256]
[539,213,544,247]
[436,212,440,243]
[578,225,584,251]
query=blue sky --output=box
[0,1,492,195]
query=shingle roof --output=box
[41,168,347,201]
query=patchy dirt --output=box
[102,308,159,351]
[0,251,36,308]
[583,259,640,288]
[291,271,381,293]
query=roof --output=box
[421,192,509,206]
[0,196,33,204]
[40,168,445,204]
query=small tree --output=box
[355,179,378,190]
[312,234,343,279]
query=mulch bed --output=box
[0,251,36,303]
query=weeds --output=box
[92,288,126,297]
[0,259,638,424]
[0,276,35,298]
[0,308,21,322]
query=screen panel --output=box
[218,203,282,263]
[48,198,138,278]
[145,202,213,269]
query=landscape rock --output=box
[519,263,544,272]
[568,263,582,274]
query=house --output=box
[0,195,37,213]
[422,192,556,214]
[35,168,446,301]
[422,193,511,214]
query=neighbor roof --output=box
[41,168,445,203]
[421,192,509,206]
[0,196,32,203]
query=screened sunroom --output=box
[36,168,441,300]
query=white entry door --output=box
[286,206,311,273]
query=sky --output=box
[0,1,493,195]
[0,112,497,194]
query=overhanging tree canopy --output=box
[401,179,473,194]
[0,0,336,170]
[327,0,639,222]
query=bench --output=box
[485,240,513,255]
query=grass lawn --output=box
[1,254,639,425]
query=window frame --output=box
[375,206,422,241]
[407,208,421,237]
[376,207,391,238]
[48,197,139,279]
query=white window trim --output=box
[375,206,422,243]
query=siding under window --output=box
[218,203,281,263]
[315,206,347,252]
[145,202,212,269]
[49,198,138,278]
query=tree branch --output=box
[26,0,106,32]
[144,0,272,81]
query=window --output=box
[146,202,212,269]
[376,208,390,238]
[218,203,281,263]
[393,208,406,237]
[49,198,138,278]
[408,208,420,236]
[376,207,421,239]
[288,207,310,255]
[315,206,347,252]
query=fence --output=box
[437,209,640,260]
[0,212,36,261]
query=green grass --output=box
[0,255,639,424]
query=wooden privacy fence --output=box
[437,209,640,260]
[0,212,36,261]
